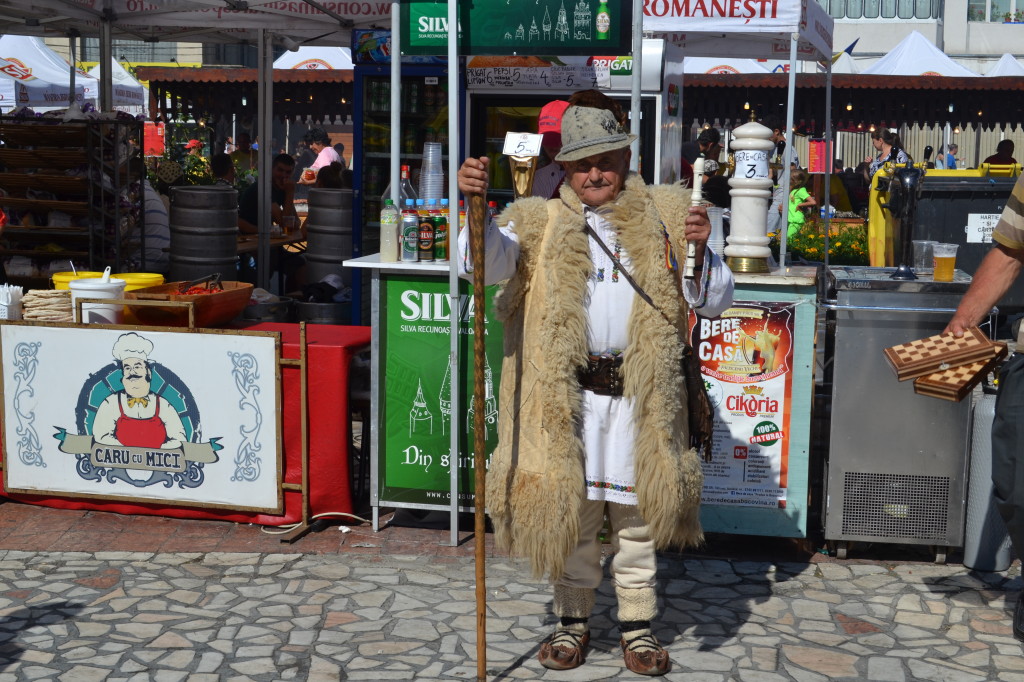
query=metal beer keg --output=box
[169,186,239,282]
[304,188,353,287]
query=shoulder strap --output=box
[583,223,654,309]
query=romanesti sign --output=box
[402,0,633,56]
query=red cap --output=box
[185,139,203,149]
[538,100,570,146]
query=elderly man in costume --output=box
[457,106,734,675]
[93,333,186,450]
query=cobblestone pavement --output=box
[0,503,1020,680]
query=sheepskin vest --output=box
[488,173,704,580]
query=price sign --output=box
[734,150,769,180]
[503,132,543,158]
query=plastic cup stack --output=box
[706,206,726,255]
[419,142,445,202]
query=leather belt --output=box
[578,354,624,396]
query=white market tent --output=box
[830,51,859,75]
[861,31,979,77]
[682,57,771,74]
[986,53,1024,77]
[273,46,353,70]
[0,56,84,111]
[87,58,147,113]
[0,34,147,110]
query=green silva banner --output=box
[380,274,504,507]
[402,0,633,56]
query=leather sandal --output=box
[620,633,670,676]
[538,629,590,670]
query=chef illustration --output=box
[92,333,187,449]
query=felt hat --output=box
[555,106,636,162]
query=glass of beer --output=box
[303,167,316,182]
[932,243,958,282]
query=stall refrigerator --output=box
[821,266,978,561]
[351,61,462,324]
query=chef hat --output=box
[112,333,154,363]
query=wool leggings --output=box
[556,499,657,591]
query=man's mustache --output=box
[125,373,146,381]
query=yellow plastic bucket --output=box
[113,273,165,292]
[52,271,104,290]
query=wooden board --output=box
[913,342,1007,401]
[884,326,998,381]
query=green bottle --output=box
[596,0,610,40]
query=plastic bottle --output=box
[434,198,449,262]
[379,199,400,262]
[401,199,420,262]
[419,199,436,262]
[459,199,467,231]
[380,164,418,205]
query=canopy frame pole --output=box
[629,0,643,171]
[777,33,798,266]
[256,29,274,292]
[389,2,401,206]
[824,59,833,266]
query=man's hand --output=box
[685,205,711,268]
[944,312,976,339]
[458,157,490,198]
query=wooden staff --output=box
[684,156,705,280]
[468,193,488,682]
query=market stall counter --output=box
[0,320,369,526]
[349,253,819,541]
[693,267,818,539]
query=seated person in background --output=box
[211,153,235,186]
[230,132,257,172]
[315,162,347,189]
[237,153,297,235]
[332,143,348,169]
[984,140,1018,166]
[945,143,958,170]
[292,141,316,182]
[129,179,170,274]
[828,158,853,214]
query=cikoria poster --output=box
[1,324,281,512]
[689,301,797,508]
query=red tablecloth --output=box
[0,323,371,526]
